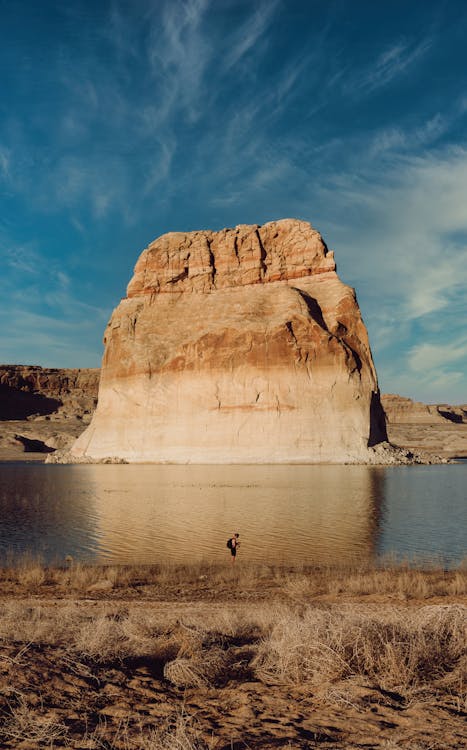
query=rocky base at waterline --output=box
[45,440,449,465]
[365,441,450,465]
[45,451,127,464]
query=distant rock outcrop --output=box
[382,394,467,459]
[71,219,388,463]
[0,365,99,457]
[382,394,442,425]
[382,394,467,425]
[0,365,99,420]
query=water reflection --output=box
[84,464,384,565]
[376,465,467,566]
[0,463,465,567]
[0,465,101,562]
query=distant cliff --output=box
[0,366,100,457]
[0,365,99,420]
[382,394,466,425]
[382,394,467,459]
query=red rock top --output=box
[127,219,336,297]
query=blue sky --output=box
[1,0,467,403]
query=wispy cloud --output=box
[141,137,176,195]
[0,146,10,180]
[408,254,467,319]
[146,0,212,124]
[408,337,467,372]
[223,0,280,70]
[0,232,109,325]
[313,142,467,401]
[369,113,448,157]
[0,307,105,367]
[3,241,40,275]
[382,365,466,403]
[346,37,432,96]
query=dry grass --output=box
[252,604,466,695]
[0,563,464,749]
[0,700,209,750]
[0,597,464,697]
[1,557,466,601]
[13,552,47,588]
[1,694,68,744]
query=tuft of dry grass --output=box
[155,713,210,750]
[73,611,130,662]
[448,570,467,596]
[164,647,228,688]
[1,694,68,744]
[252,603,466,695]
[14,553,46,589]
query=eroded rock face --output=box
[72,219,387,463]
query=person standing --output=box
[227,533,240,564]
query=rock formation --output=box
[70,219,387,463]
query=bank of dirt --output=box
[0,563,465,749]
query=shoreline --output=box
[0,445,456,465]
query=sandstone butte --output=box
[70,219,388,464]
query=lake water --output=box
[0,463,465,567]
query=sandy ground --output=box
[0,566,465,749]
[0,417,86,462]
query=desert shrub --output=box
[252,604,465,693]
[164,648,228,688]
[73,612,129,662]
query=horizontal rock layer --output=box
[72,219,387,463]
[382,394,467,425]
[127,220,336,297]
